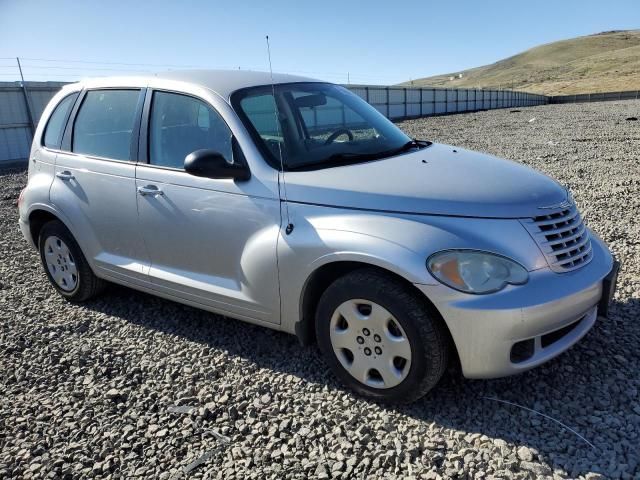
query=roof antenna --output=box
[266,35,293,234]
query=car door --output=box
[135,89,281,324]
[50,87,151,285]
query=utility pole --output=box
[17,57,36,136]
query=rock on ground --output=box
[1,100,639,479]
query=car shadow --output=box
[82,285,639,477]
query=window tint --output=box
[239,94,282,160]
[43,93,78,149]
[72,89,140,161]
[234,83,410,170]
[149,91,232,169]
[292,91,373,141]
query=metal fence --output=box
[0,80,552,165]
[347,85,546,118]
[0,81,68,164]
[549,90,640,104]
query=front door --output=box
[50,88,150,284]
[135,90,281,324]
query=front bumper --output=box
[416,233,614,379]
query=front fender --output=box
[278,202,546,336]
[306,233,431,284]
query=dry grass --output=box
[402,30,640,95]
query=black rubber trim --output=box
[598,259,620,318]
[130,88,147,162]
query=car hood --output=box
[283,143,567,218]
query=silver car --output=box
[18,70,618,403]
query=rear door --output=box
[50,87,151,284]
[135,89,281,323]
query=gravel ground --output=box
[1,100,639,480]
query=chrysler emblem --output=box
[538,198,573,210]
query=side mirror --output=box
[184,149,250,181]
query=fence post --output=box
[386,86,390,118]
[16,57,36,138]
[431,88,435,115]
[404,87,407,119]
[419,88,423,117]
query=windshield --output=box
[231,83,417,171]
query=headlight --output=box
[427,250,528,294]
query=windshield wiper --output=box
[287,139,432,171]
[288,152,383,171]
[394,139,432,154]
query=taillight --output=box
[17,188,26,208]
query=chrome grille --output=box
[521,204,593,272]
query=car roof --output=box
[70,69,324,100]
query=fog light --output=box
[510,339,535,363]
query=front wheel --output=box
[315,269,450,403]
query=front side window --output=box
[43,93,78,149]
[72,89,140,161]
[232,83,415,170]
[236,94,282,161]
[149,91,233,169]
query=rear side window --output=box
[43,93,78,149]
[149,91,232,169]
[72,89,140,161]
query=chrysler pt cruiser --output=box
[18,71,618,402]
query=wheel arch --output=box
[28,208,66,248]
[296,260,457,366]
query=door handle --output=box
[137,185,164,197]
[55,171,75,181]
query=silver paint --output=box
[18,71,615,380]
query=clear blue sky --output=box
[1,0,638,84]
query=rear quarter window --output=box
[43,93,78,149]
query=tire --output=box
[38,220,105,302]
[315,268,450,403]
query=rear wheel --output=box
[315,269,450,403]
[38,220,105,302]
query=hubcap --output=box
[44,236,78,292]
[329,299,412,389]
